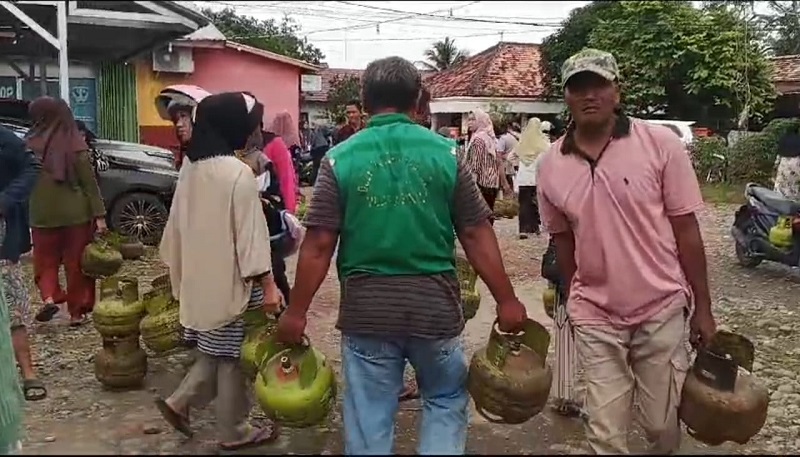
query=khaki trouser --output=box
[168,352,250,443]
[574,296,690,455]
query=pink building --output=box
[137,25,319,152]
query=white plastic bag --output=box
[281,211,305,257]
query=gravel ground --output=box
[14,201,799,455]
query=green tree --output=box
[325,74,361,125]
[421,37,470,71]
[760,1,800,56]
[202,7,324,64]
[487,99,513,133]
[539,1,621,98]
[545,1,774,131]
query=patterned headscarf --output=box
[468,108,496,155]
[270,111,300,148]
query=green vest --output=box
[0,279,22,450]
[329,113,458,278]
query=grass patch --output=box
[701,182,747,205]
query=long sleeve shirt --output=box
[29,150,106,228]
[0,130,39,215]
[0,127,40,262]
[465,136,501,189]
[160,156,272,331]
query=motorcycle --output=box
[730,183,800,268]
[292,148,314,187]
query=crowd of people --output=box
[276,48,715,455]
[0,47,719,455]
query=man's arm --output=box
[453,158,516,304]
[670,214,711,313]
[552,231,577,288]
[286,158,341,317]
[661,136,711,317]
[536,172,576,287]
[0,140,41,214]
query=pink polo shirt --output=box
[537,118,703,327]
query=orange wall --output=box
[135,59,187,128]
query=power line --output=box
[213,1,490,36]
[310,29,540,43]
[233,3,538,33]
[210,1,563,36]
[304,1,483,35]
[206,1,775,48]
[214,0,568,26]
[212,1,387,24]
[333,1,560,27]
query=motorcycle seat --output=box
[746,184,800,215]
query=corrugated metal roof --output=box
[182,23,226,41]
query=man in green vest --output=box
[276,56,527,455]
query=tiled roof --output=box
[772,55,800,83]
[302,68,437,103]
[425,42,545,99]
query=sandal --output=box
[69,315,91,327]
[22,379,47,401]
[155,398,193,438]
[552,399,584,418]
[399,380,420,402]
[218,421,280,451]
[35,303,60,323]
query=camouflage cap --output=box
[561,48,620,87]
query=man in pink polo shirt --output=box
[537,48,717,454]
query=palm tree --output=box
[421,37,470,71]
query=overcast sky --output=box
[198,1,591,69]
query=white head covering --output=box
[513,117,551,166]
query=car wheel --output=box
[109,192,169,246]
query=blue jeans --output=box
[341,333,469,455]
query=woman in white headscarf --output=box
[509,118,552,239]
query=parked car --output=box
[644,119,696,147]
[0,99,177,245]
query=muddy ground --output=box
[15,201,800,455]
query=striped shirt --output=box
[466,136,501,189]
[305,158,492,338]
